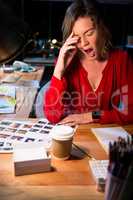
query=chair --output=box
[35,81,51,118]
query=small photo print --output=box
[22,124,33,129]
[0,133,10,139]
[5,141,12,147]
[24,138,35,142]
[10,122,22,129]
[44,125,53,130]
[33,124,43,129]
[47,122,54,126]
[0,141,5,146]
[29,128,39,133]
[10,135,24,141]
[5,128,17,133]
[0,120,12,126]
[16,129,27,135]
[37,120,47,125]
[39,130,50,134]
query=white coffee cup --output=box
[50,125,74,160]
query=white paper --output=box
[13,143,47,162]
[0,85,16,113]
[91,127,130,154]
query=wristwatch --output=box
[92,111,101,120]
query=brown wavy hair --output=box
[62,1,112,61]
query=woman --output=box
[44,0,133,125]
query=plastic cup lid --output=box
[50,125,74,141]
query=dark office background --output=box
[0,0,133,46]
[24,0,133,46]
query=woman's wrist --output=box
[92,111,101,122]
[54,63,65,80]
[53,71,62,80]
[53,67,65,80]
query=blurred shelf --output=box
[125,45,133,48]
[23,57,55,67]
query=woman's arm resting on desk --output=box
[59,104,133,126]
[59,112,93,126]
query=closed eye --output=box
[85,29,95,37]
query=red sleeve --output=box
[100,51,133,125]
[43,75,68,123]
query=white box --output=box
[13,143,51,176]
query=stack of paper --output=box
[13,143,51,176]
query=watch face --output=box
[92,111,101,119]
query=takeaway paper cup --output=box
[50,125,74,160]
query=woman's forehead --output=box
[72,16,95,34]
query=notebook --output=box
[91,127,130,154]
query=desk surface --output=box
[0,122,133,200]
[0,67,44,82]
[0,67,44,118]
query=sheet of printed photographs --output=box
[0,119,55,153]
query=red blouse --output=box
[44,49,133,125]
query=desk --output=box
[0,67,44,118]
[0,67,44,82]
[0,123,133,200]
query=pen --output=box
[72,142,96,160]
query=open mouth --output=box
[83,48,95,57]
[86,48,93,53]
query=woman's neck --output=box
[80,55,108,72]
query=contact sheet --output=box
[0,119,54,153]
